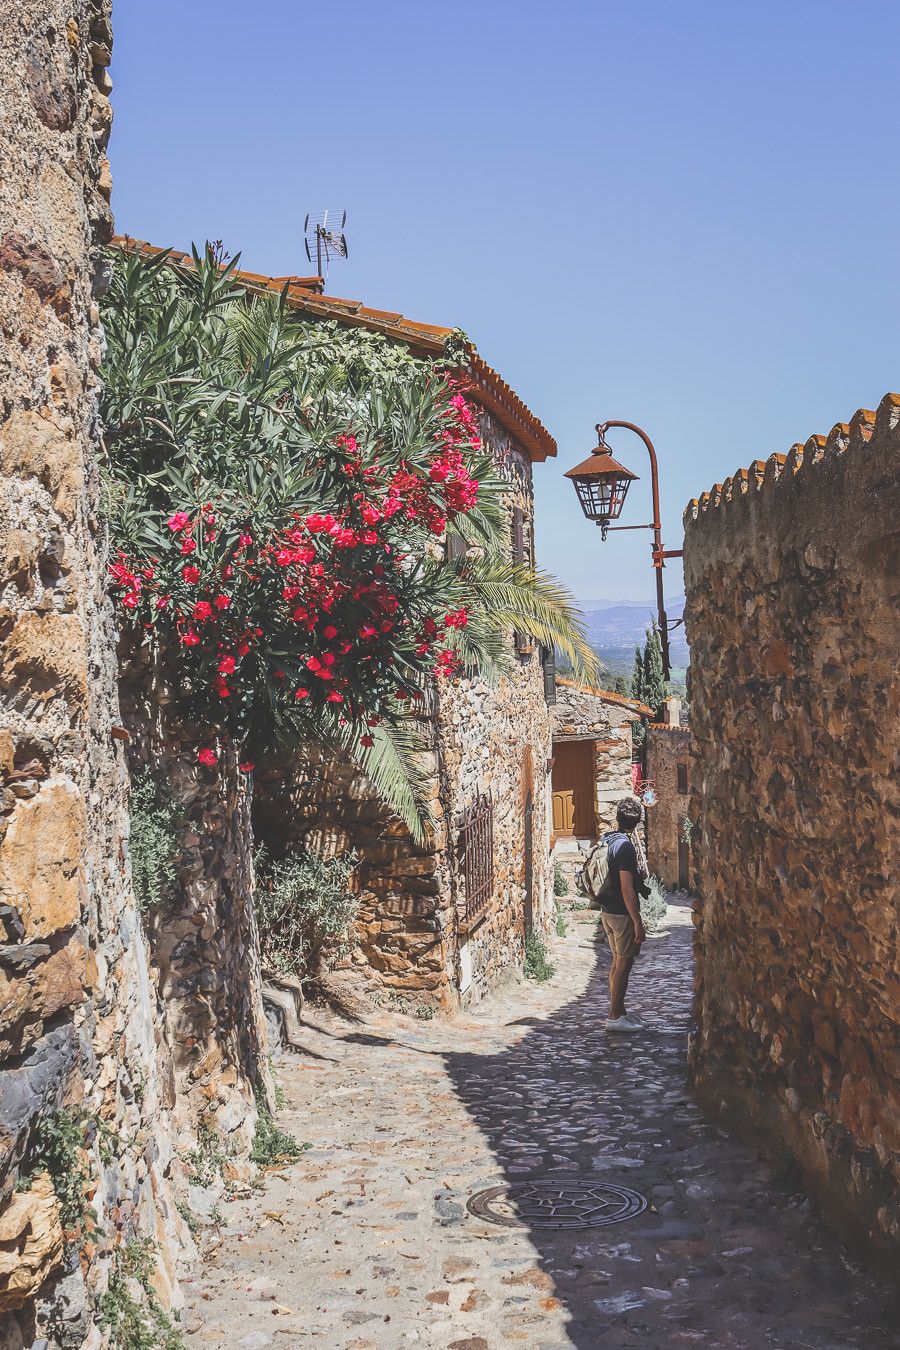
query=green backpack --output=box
[576,835,616,908]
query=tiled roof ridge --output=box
[111,236,556,464]
[646,721,690,731]
[555,675,653,716]
[685,392,900,521]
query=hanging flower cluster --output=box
[108,385,481,761]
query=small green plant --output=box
[553,862,569,897]
[254,847,359,984]
[523,931,556,983]
[129,773,183,910]
[17,1107,91,1233]
[415,1002,436,1020]
[554,903,567,937]
[174,1198,199,1235]
[641,875,668,932]
[186,1124,227,1187]
[681,816,695,844]
[250,1084,307,1168]
[98,1239,185,1350]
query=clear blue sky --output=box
[109,0,899,606]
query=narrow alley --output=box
[182,902,895,1349]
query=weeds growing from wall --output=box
[185,1124,228,1187]
[554,902,567,937]
[523,931,556,982]
[641,876,668,932]
[129,772,183,910]
[250,1083,307,1167]
[98,1239,185,1350]
[553,862,569,897]
[254,847,359,984]
[16,1108,92,1234]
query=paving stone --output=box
[184,902,896,1348]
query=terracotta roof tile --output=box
[112,236,556,463]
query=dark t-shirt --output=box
[599,831,639,915]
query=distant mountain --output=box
[580,595,690,682]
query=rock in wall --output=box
[683,395,900,1265]
[0,5,186,1343]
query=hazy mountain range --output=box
[580,595,690,680]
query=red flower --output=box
[306,656,322,673]
[193,601,213,621]
[323,625,338,639]
[444,608,469,628]
[239,532,253,547]
[294,687,309,700]
[239,761,255,773]
[361,504,381,525]
[181,537,197,555]
[214,594,230,610]
[326,691,344,703]
[168,511,190,532]
[182,565,201,584]
[197,747,218,766]
[218,656,236,675]
[360,734,374,748]
[181,628,200,646]
[122,591,140,609]
[156,595,169,610]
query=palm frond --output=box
[337,717,435,845]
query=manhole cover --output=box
[466,1178,648,1230]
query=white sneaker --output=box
[605,1014,643,1032]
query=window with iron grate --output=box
[541,645,557,703]
[459,791,494,923]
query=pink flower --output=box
[181,565,201,584]
[197,747,218,766]
[181,537,197,555]
[239,533,253,548]
[122,591,140,609]
[168,511,190,533]
[156,595,169,610]
[361,505,381,525]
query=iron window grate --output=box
[460,791,494,922]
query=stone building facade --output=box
[254,406,558,1008]
[684,394,900,1266]
[0,5,187,1343]
[549,678,648,885]
[644,698,692,888]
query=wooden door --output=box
[551,741,595,837]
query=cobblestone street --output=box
[184,902,896,1348]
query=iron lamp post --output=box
[565,420,682,680]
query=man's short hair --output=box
[616,797,643,830]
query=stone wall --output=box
[684,394,900,1265]
[253,411,555,1008]
[644,719,691,887]
[0,5,186,1343]
[120,665,271,1153]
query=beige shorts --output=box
[601,912,638,961]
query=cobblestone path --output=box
[184,902,896,1348]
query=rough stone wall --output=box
[120,666,271,1153]
[0,5,186,1343]
[552,679,642,833]
[253,413,554,1008]
[684,394,900,1264]
[645,723,691,886]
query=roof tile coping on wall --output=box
[646,721,691,732]
[555,676,653,718]
[112,236,557,464]
[684,392,900,522]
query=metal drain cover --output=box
[467,1178,648,1230]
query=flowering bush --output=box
[101,245,595,803]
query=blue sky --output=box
[109,1,899,606]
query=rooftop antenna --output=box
[304,210,348,284]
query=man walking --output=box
[599,798,646,1031]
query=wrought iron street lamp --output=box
[565,420,683,680]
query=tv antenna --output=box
[304,210,348,283]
